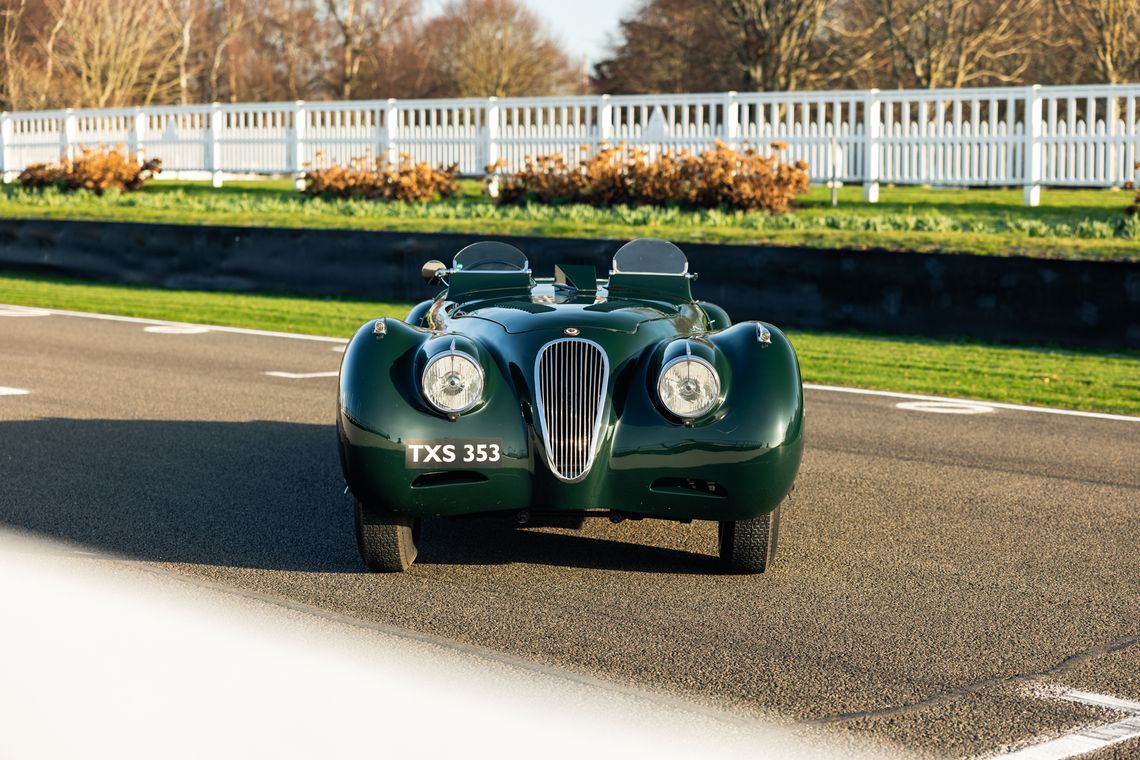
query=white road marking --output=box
[896,400,995,415]
[265,371,339,380]
[805,384,1140,423]
[0,307,51,317]
[1,304,348,344]
[1058,690,1140,714]
[991,689,1140,759]
[331,345,346,353]
[995,717,1140,759]
[5,304,1135,423]
[143,325,210,335]
[0,387,30,396]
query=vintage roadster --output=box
[337,238,803,573]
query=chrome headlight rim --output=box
[420,349,485,415]
[656,355,722,420]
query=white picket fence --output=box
[2,84,1138,205]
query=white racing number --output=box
[405,440,503,468]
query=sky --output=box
[422,0,639,66]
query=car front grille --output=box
[534,338,609,482]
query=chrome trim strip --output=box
[533,338,609,483]
[444,267,532,275]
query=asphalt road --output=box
[2,307,1138,759]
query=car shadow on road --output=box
[418,519,722,575]
[0,418,718,575]
[0,418,361,573]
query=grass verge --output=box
[1,181,1137,262]
[3,272,1136,416]
[0,272,405,337]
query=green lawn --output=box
[1,180,1137,261]
[3,272,1136,416]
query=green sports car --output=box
[337,238,804,573]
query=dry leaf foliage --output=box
[18,146,161,193]
[302,153,459,202]
[486,141,809,213]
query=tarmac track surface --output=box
[1,308,1138,759]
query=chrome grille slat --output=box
[534,338,608,482]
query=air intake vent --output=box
[534,338,609,482]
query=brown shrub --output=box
[18,146,161,193]
[16,162,65,189]
[303,153,458,202]
[486,141,809,213]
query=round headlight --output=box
[422,351,484,414]
[657,356,720,419]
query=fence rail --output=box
[2,84,1138,206]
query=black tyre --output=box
[718,503,780,573]
[354,498,421,572]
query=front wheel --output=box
[354,498,421,572]
[718,503,780,574]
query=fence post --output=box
[128,108,146,164]
[723,90,738,148]
[0,112,10,181]
[61,109,77,163]
[208,103,223,187]
[863,89,880,203]
[483,97,499,171]
[290,100,306,189]
[597,94,612,149]
[1128,93,1138,190]
[1105,89,1118,186]
[382,98,398,165]
[1023,85,1042,206]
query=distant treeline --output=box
[1,0,1137,111]
[595,0,1140,93]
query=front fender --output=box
[706,321,804,456]
[337,318,532,515]
[606,320,803,519]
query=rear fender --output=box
[405,300,433,327]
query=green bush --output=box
[1076,219,1115,239]
[1120,214,1140,240]
[1005,218,1052,237]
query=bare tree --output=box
[43,0,182,107]
[354,12,437,98]
[593,0,742,93]
[875,0,1039,88]
[809,0,890,89]
[256,0,332,100]
[160,0,200,104]
[1048,0,1140,84]
[26,0,73,108]
[424,0,578,97]
[0,0,27,108]
[202,0,246,101]
[325,0,415,100]
[718,0,831,91]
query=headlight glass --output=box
[422,351,483,414]
[657,357,720,419]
